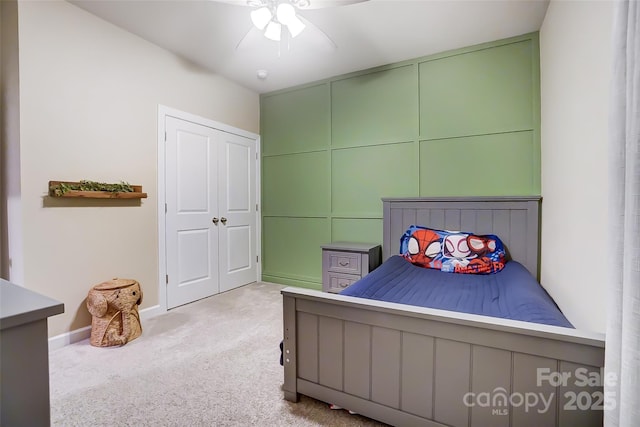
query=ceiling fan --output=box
[215,0,369,50]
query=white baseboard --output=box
[48,304,165,352]
[48,325,92,351]
[139,304,164,322]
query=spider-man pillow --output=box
[399,225,507,274]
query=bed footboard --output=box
[282,287,605,427]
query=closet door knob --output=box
[221,217,228,225]
[212,217,219,225]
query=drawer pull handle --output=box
[339,261,349,267]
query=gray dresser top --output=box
[0,279,64,330]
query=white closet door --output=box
[166,117,219,309]
[218,132,257,292]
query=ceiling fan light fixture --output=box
[276,3,296,24]
[264,20,282,41]
[250,6,272,30]
[276,2,305,38]
[286,15,305,38]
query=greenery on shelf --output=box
[50,180,134,196]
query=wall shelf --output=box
[48,181,147,199]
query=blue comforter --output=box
[340,255,573,328]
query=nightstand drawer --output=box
[327,272,360,293]
[325,251,361,275]
[321,242,381,294]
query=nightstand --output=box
[321,242,382,293]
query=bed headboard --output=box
[382,196,542,278]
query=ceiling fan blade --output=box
[235,26,275,51]
[235,27,256,50]
[301,0,369,9]
[211,0,247,6]
[211,0,369,8]
[296,14,337,50]
[229,0,360,52]
[211,0,268,7]
[233,14,336,53]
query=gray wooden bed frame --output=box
[281,196,605,427]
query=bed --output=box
[281,196,605,427]
[339,255,574,329]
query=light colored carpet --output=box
[49,282,388,426]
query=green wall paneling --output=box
[419,39,534,139]
[262,151,330,216]
[260,33,540,288]
[332,142,419,217]
[262,216,329,289]
[419,131,535,196]
[261,83,330,155]
[331,218,383,247]
[331,65,419,148]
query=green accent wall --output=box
[260,33,541,289]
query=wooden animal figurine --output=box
[86,278,142,347]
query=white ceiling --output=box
[70,0,550,94]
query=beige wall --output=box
[1,0,24,283]
[15,1,259,337]
[539,0,613,333]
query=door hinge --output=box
[165,203,167,213]
[166,274,169,284]
[164,131,167,142]
[256,255,259,263]
[256,203,258,211]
